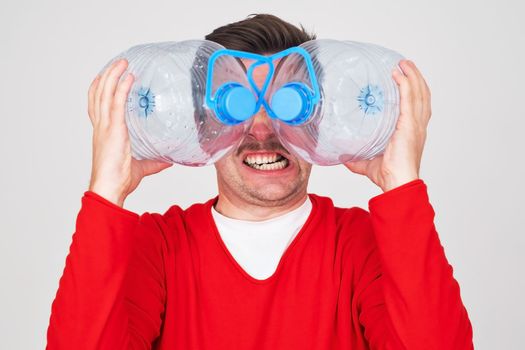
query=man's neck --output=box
[214,192,309,221]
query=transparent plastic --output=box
[266,39,404,165]
[100,40,252,166]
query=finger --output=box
[421,77,432,123]
[100,59,129,126]
[94,61,115,124]
[408,61,429,95]
[424,83,432,123]
[94,59,124,127]
[406,61,432,124]
[88,75,101,126]
[392,68,412,123]
[398,60,422,118]
[414,64,432,123]
[111,73,134,126]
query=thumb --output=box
[139,159,174,177]
[344,160,369,175]
[344,154,384,175]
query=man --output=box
[47,14,473,349]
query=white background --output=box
[1,0,524,348]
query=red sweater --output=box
[46,179,473,349]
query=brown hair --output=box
[204,14,316,53]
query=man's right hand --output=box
[87,59,173,207]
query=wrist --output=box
[380,173,419,192]
[88,182,127,207]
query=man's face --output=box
[214,57,312,207]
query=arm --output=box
[343,59,473,347]
[356,179,473,349]
[46,59,174,349]
[46,191,167,349]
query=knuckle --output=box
[110,104,120,116]
[108,68,120,80]
[114,88,125,100]
[401,78,411,90]
[110,102,124,118]
[95,84,104,99]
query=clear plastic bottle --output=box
[100,40,254,166]
[266,39,404,165]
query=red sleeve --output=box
[356,179,474,349]
[46,191,168,350]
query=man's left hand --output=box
[344,59,432,192]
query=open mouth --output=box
[243,152,290,171]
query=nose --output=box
[241,57,278,142]
[247,108,275,142]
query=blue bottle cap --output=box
[216,83,256,124]
[271,83,312,124]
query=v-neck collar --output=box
[205,194,319,285]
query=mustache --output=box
[235,138,290,157]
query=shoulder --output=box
[309,193,372,233]
[309,193,377,258]
[142,197,217,237]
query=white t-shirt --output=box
[211,197,312,280]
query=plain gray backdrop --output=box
[1,0,524,348]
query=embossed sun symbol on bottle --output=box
[136,87,156,117]
[357,85,384,115]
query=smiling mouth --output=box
[243,153,290,171]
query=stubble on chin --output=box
[215,158,311,208]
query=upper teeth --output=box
[244,153,282,165]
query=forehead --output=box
[240,57,282,78]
